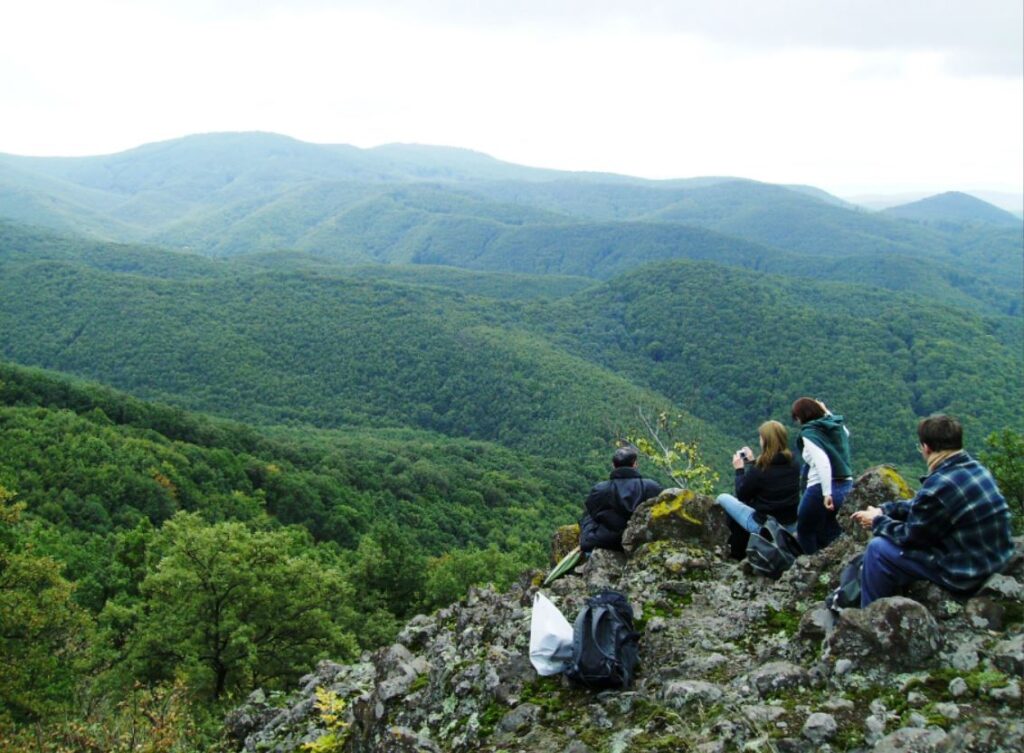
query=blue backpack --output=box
[565,590,640,690]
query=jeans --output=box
[796,479,852,555]
[715,493,761,533]
[861,536,942,607]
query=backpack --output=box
[565,590,640,690]
[746,517,803,579]
[826,552,865,612]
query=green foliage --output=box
[302,687,351,753]
[421,545,529,613]
[980,428,1024,532]
[631,411,719,494]
[133,513,358,699]
[0,489,92,723]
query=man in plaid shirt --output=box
[851,415,1014,608]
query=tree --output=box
[980,428,1024,532]
[132,513,357,700]
[0,486,92,722]
[630,409,719,495]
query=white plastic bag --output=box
[529,591,574,675]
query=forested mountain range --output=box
[2,132,1020,315]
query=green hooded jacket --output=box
[797,413,853,479]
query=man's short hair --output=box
[918,415,963,451]
[613,446,638,468]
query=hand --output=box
[823,494,835,511]
[732,452,745,470]
[740,446,754,461]
[851,506,882,529]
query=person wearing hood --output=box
[715,420,800,559]
[791,397,853,554]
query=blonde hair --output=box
[756,420,792,470]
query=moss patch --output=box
[650,490,699,524]
[879,465,914,500]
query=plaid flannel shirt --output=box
[872,451,1013,593]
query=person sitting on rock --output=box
[715,420,801,559]
[851,414,1014,608]
[579,445,664,554]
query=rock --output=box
[965,596,1006,630]
[622,489,726,552]
[934,702,959,720]
[872,727,949,752]
[979,573,1024,601]
[747,661,811,698]
[562,742,594,753]
[991,633,1024,677]
[905,581,965,620]
[579,547,627,590]
[741,704,787,725]
[949,642,981,671]
[498,703,541,734]
[838,466,914,542]
[948,677,968,697]
[990,679,1021,702]
[801,712,837,743]
[798,607,835,641]
[825,596,941,670]
[833,658,854,676]
[661,680,724,708]
[550,524,581,566]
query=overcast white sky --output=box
[1,0,1021,197]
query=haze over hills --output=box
[881,191,1024,227]
[1,132,1021,316]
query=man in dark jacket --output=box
[851,415,1014,607]
[579,446,663,553]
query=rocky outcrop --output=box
[228,469,1024,752]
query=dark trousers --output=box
[860,536,943,607]
[796,480,852,555]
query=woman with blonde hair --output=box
[715,420,800,559]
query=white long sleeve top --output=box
[801,415,851,497]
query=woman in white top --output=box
[790,397,854,554]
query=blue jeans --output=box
[796,480,852,555]
[716,494,797,534]
[861,536,942,607]
[716,493,761,533]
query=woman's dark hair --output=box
[918,415,963,451]
[791,397,826,425]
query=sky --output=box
[1,0,1022,199]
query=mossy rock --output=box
[839,466,915,541]
[623,488,728,553]
[549,524,580,566]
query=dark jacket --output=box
[734,454,800,526]
[579,467,663,553]
[873,452,1013,594]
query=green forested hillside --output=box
[1,221,1019,475]
[0,361,608,746]
[0,238,729,463]
[536,261,1023,469]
